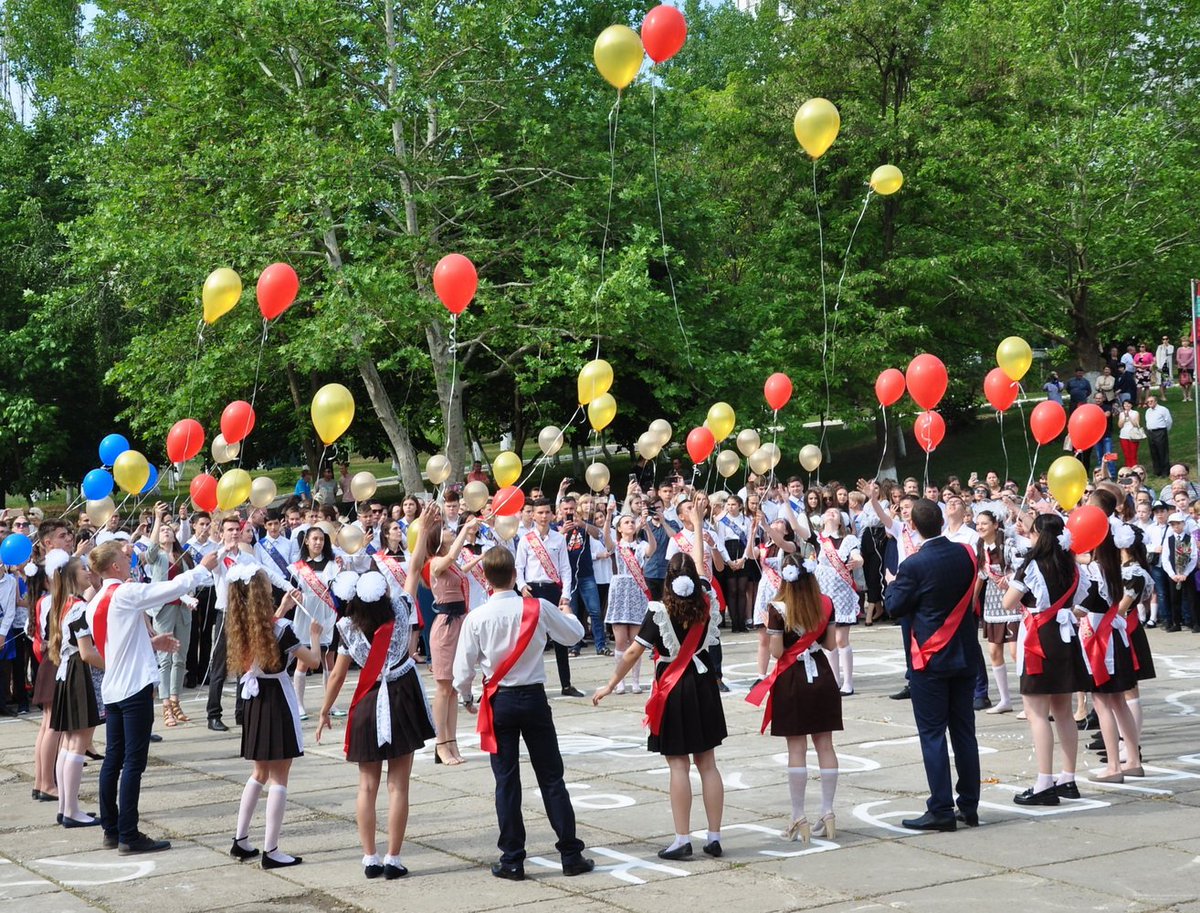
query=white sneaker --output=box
[615,682,625,695]
[631,685,643,694]
[331,707,347,718]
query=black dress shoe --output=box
[262,852,302,869]
[1013,786,1060,806]
[890,684,911,700]
[1086,734,1106,751]
[562,857,595,876]
[657,843,693,860]
[900,812,956,832]
[717,681,731,693]
[208,718,229,732]
[230,839,260,861]
[102,832,119,850]
[955,810,979,827]
[491,862,526,881]
[34,790,58,802]
[973,696,992,711]
[384,862,408,879]
[148,733,163,743]
[1055,780,1080,800]
[119,834,171,854]
[561,686,585,698]
[62,815,101,828]
[364,863,384,879]
[702,840,722,857]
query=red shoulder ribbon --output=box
[344,620,395,757]
[910,545,979,672]
[643,617,707,736]
[476,597,541,754]
[90,583,121,660]
[1021,569,1079,675]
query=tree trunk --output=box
[284,365,321,476]
[426,320,468,482]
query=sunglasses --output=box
[13,521,29,528]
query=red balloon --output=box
[875,368,906,407]
[983,367,1019,412]
[686,426,716,464]
[190,473,218,512]
[166,419,205,464]
[492,486,525,517]
[905,354,948,410]
[1066,504,1108,554]
[913,411,946,453]
[641,5,687,64]
[257,262,299,320]
[220,400,256,445]
[1029,400,1066,445]
[764,372,793,411]
[1068,403,1108,451]
[432,253,477,315]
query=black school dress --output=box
[636,601,727,756]
[241,620,305,761]
[765,599,843,736]
[1078,566,1138,694]
[1013,560,1089,695]
[31,595,59,709]
[50,600,101,732]
[1121,564,1156,681]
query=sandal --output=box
[169,698,190,722]
[162,702,178,728]
[434,741,464,766]
[783,817,811,845]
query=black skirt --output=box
[32,657,58,709]
[769,651,843,737]
[647,650,728,756]
[50,655,101,732]
[1129,624,1156,681]
[346,669,436,763]
[1090,633,1139,694]
[241,677,302,761]
[1020,625,1089,695]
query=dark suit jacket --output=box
[884,536,978,676]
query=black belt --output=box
[497,683,545,692]
[433,601,467,618]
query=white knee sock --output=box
[787,766,808,820]
[61,752,89,821]
[828,648,842,688]
[819,768,839,816]
[292,670,306,710]
[263,785,292,861]
[992,664,1011,707]
[614,654,624,687]
[55,750,68,817]
[236,778,264,847]
[630,654,641,688]
[840,646,854,692]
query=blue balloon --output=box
[0,533,33,567]
[140,464,159,496]
[98,433,130,467]
[82,468,115,500]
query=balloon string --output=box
[57,494,85,521]
[594,90,622,360]
[813,159,829,453]
[999,409,1010,485]
[650,79,693,369]
[238,318,271,470]
[1014,384,1034,479]
[824,189,873,453]
[1021,442,1042,514]
[186,316,205,419]
[923,447,931,493]
[875,405,889,481]
[769,408,780,490]
[514,405,582,492]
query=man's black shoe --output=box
[1086,734,1106,751]
[900,812,956,832]
[491,862,525,881]
[148,733,163,743]
[119,834,171,854]
[955,810,979,827]
[1013,786,1059,806]
[561,686,585,698]
[208,718,229,732]
[1055,780,1081,800]
[102,832,119,850]
[973,697,992,711]
[890,684,911,700]
[562,857,595,876]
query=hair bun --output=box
[671,576,696,598]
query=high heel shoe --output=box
[230,838,260,861]
[783,817,811,845]
[162,702,178,728]
[812,812,836,841]
[434,741,463,766]
[169,698,190,722]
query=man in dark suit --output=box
[884,499,981,830]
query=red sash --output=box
[31,595,50,664]
[526,532,562,585]
[910,545,979,671]
[644,617,707,736]
[901,525,921,558]
[344,620,395,756]
[760,557,783,591]
[294,561,337,612]
[1081,602,1124,687]
[376,553,408,589]
[617,544,651,599]
[90,583,121,660]
[819,536,858,592]
[672,531,726,612]
[1022,570,1079,675]
[477,597,541,753]
[461,549,492,600]
[746,596,833,733]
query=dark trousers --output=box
[1149,565,1170,623]
[100,684,154,843]
[1149,428,1169,476]
[529,582,571,689]
[187,586,216,683]
[972,632,989,700]
[206,613,242,722]
[1166,580,1194,629]
[489,685,585,866]
[11,635,31,708]
[909,669,980,818]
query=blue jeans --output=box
[99,684,154,844]
[570,575,606,652]
[1148,565,1170,624]
[1093,435,1116,478]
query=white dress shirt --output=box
[213,549,260,611]
[515,528,572,594]
[256,534,298,578]
[453,590,585,701]
[0,574,16,638]
[945,524,981,547]
[86,567,212,704]
[1144,404,1173,431]
[665,525,730,568]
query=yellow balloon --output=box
[113,450,150,495]
[636,431,661,461]
[216,468,252,510]
[311,383,355,445]
[249,476,277,508]
[425,455,451,485]
[748,446,773,475]
[406,518,422,554]
[996,336,1034,382]
[463,480,490,512]
[577,358,614,405]
[706,402,736,441]
[202,267,242,325]
[538,426,564,457]
[736,428,761,458]
[869,164,904,196]
[87,497,116,527]
[799,444,823,473]
[716,450,740,478]
[212,433,240,464]
[649,418,672,446]
[593,24,644,90]
[350,471,377,501]
[337,524,366,555]
[493,451,522,488]
[793,98,840,159]
[317,520,338,539]
[493,515,520,540]
[585,462,610,493]
[1047,456,1087,508]
[588,393,617,432]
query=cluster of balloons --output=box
[578,359,617,432]
[202,262,300,325]
[432,253,478,316]
[593,5,687,90]
[83,434,157,503]
[636,419,673,460]
[873,355,949,454]
[792,98,904,194]
[983,336,1032,412]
